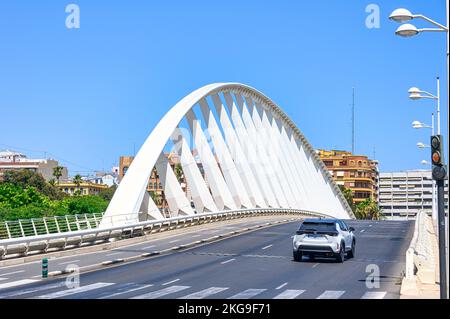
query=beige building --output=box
[0,150,68,181]
[56,181,108,196]
[318,149,379,205]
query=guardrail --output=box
[0,208,326,259]
[0,213,104,240]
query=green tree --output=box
[338,185,354,212]
[72,174,83,195]
[52,166,64,184]
[98,185,117,201]
[150,191,163,206]
[174,164,184,183]
[355,198,381,220]
[1,170,66,200]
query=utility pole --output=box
[352,87,355,154]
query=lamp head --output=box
[389,8,414,22]
[395,24,419,37]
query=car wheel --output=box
[293,251,302,262]
[347,240,355,259]
[335,244,345,263]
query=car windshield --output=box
[299,222,336,232]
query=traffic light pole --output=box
[437,178,447,299]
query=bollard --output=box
[42,258,48,278]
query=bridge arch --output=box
[101,83,354,227]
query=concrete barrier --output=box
[401,211,440,298]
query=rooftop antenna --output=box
[352,87,355,154]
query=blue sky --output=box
[0,1,447,175]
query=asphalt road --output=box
[0,219,413,299]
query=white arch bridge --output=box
[101,83,354,228]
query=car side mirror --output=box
[349,227,355,232]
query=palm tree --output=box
[355,198,382,220]
[72,174,83,196]
[52,166,64,184]
[174,164,184,183]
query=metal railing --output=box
[0,213,104,240]
[0,208,326,259]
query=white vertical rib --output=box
[223,92,278,208]
[171,131,218,213]
[185,109,236,210]
[199,98,253,209]
[155,153,195,216]
[139,191,165,220]
[235,93,287,207]
[211,94,267,208]
[255,102,303,208]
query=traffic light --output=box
[430,135,447,180]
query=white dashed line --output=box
[312,263,320,268]
[262,245,273,250]
[169,239,180,244]
[220,258,236,265]
[105,252,122,257]
[142,245,156,250]
[58,260,80,266]
[276,282,288,290]
[0,279,39,290]
[0,270,25,277]
[360,229,365,233]
[162,279,180,286]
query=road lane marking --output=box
[0,281,66,298]
[0,279,39,290]
[0,270,25,277]
[312,263,320,268]
[0,278,7,282]
[361,291,387,299]
[220,258,236,265]
[369,225,373,227]
[98,284,154,299]
[360,229,365,233]
[35,282,114,299]
[131,285,190,299]
[228,289,267,299]
[58,260,80,266]
[180,287,229,299]
[276,283,288,290]
[317,290,345,299]
[273,289,305,299]
[169,239,180,243]
[142,245,156,250]
[262,244,273,250]
[105,252,122,257]
[162,279,180,286]
[191,234,201,238]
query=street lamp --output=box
[417,142,430,148]
[408,78,441,135]
[391,6,449,298]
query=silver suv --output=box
[292,218,356,263]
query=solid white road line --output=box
[162,279,180,286]
[58,260,80,266]
[317,290,345,299]
[0,270,25,277]
[0,281,67,298]
[273,289,305,299]
[35,282,114,299]
[0,279,39,290]
[361,291,387,299]
[180,287,229,299]
[220,258,236,265]
[275,282,288,290]
[228,289,267,299]
[262,245,273,250]
[99,284,154,299]
[131,285,190,299]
